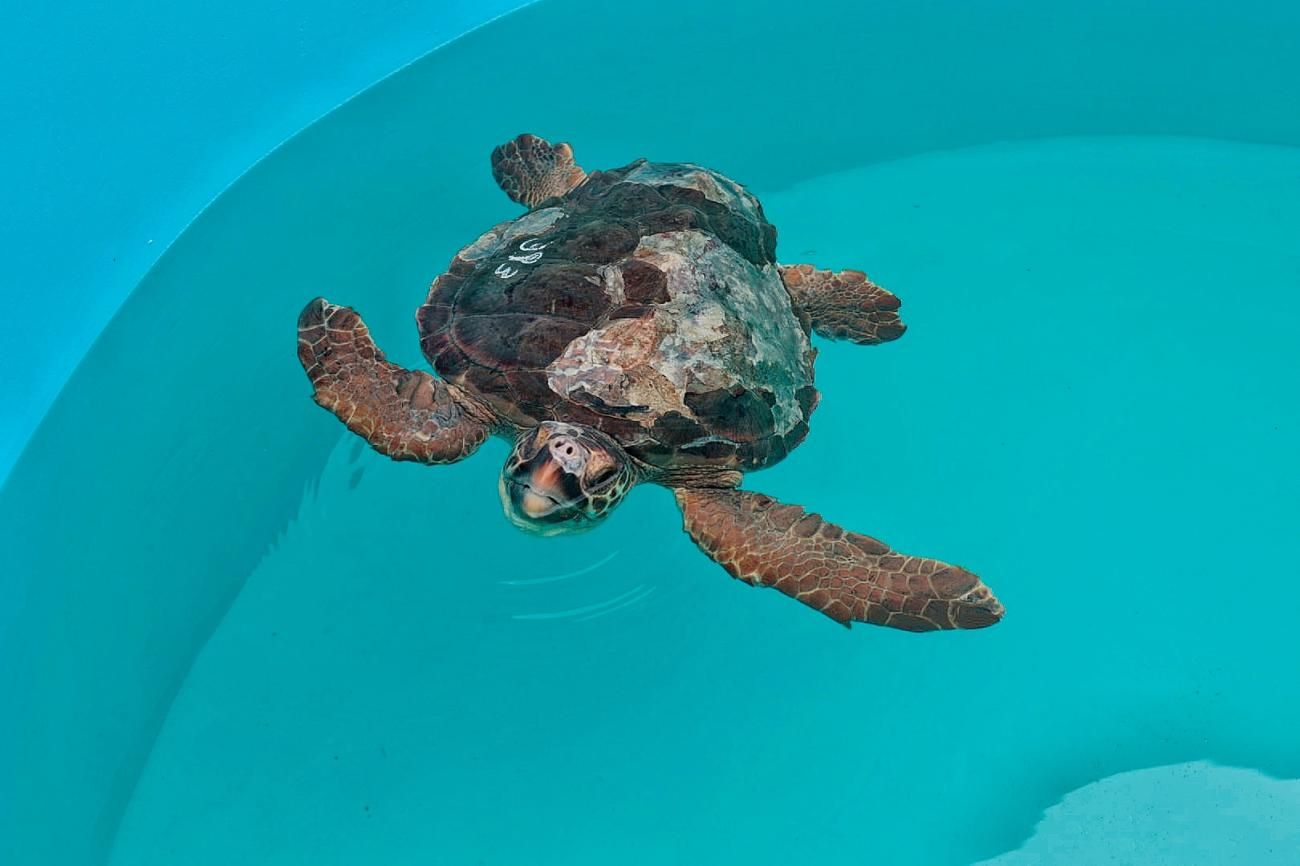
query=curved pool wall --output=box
[1,1,1298,863]
[0,0,530,487]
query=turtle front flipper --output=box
[779,264,906,345]
[297,299,493,463]
[675,488,1003,631]
[490,133,588,208]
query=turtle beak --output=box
[499,422,633,536]
[515,484,559,520]
[508,460,573,520]
[501,438,589,530]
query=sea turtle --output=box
[296,133,1004,631]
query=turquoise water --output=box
[95,136,1300,866]
[3,2,1300,864]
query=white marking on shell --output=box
[460,207,566,262]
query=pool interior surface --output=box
[99,135,1300,865]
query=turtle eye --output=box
[588,465,618,488]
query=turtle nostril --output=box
[552,438,582,458]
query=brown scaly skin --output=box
[490,133,588,208]
[676,488,1003,631]
[297,299,494,463]
[778,264,907,345]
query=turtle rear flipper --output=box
[779,264,906,345]
[676,488,1003,631]
[297,299,493,463]
[491,133,588,208]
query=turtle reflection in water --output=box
[296,134,1004,632]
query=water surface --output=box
[105,136,1300,865]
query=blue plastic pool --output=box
[3,1,1298,864]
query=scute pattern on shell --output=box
[417,160,816,470]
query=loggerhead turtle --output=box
[296,133,1004,632]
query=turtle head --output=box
[500,422,637,536]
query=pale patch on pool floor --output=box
[976,762,1300,866]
